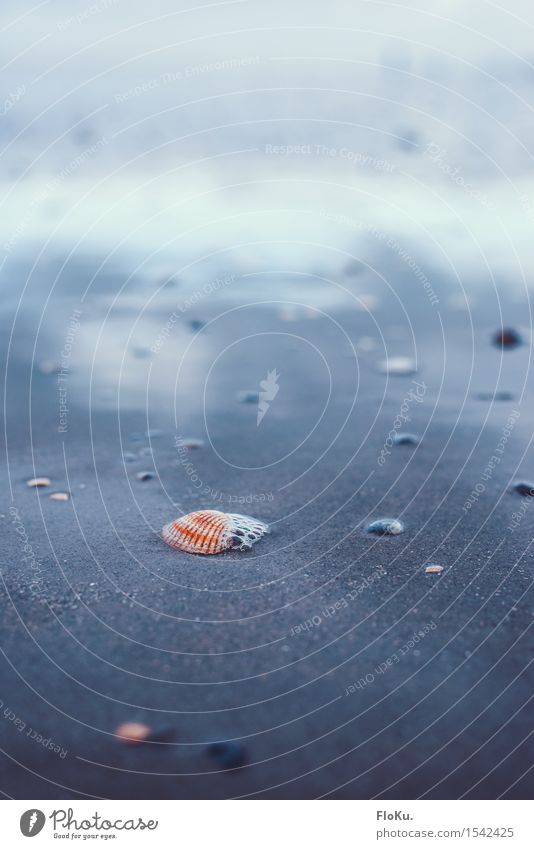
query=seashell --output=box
[178,437,204,449]
[26,477,51,487]
[425,564,444,574]
[162,509,268,555]
[114,722,151,745]
[49,492,70,501]
[366,518,404,535]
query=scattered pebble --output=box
[425,564,444,575]
[128,429,162,443]
[132,346,151,359]
[366,518,404,535]
[136,471,154,482]
[475,391,514,402]
[345,259,365,276]
[513,481,534,497]
[237,390,260,403]
[393,433,420,445]
[355,293,380,311]
[188,319,205,332]
[178,438,204,449]
[206,740,247,770]
[377,356,417,376]
[114,722,151,745]
[49,492,70,502]
[128,432,144,443]
[26,477,51,488]
[493,328,522,349]
[38,359,62,375]
[357,336,377,352]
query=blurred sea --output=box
[1,0,534,296]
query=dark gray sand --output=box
[1,258,533,799]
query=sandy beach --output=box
[1,252,533,798]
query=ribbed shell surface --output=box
[162,510,232,554]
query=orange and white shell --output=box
[162,510,269,555]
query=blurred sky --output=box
[1,0,534,290]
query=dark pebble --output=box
[238,390,259,403]
[492,328,522,349]
[136,471,154,482]
[366,518,404,535]
[475,391,514,402]
[393,433,420,445]
[188,319,205,332]
[513,481,534,497]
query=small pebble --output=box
[393,433,420,445]
[357,336,376,352]
[345,259,365,276]
[425,564,444,575]
[178,438,204,449]
[49,492,70,501]
[26,477,51,488]
[206,740,247,770]
[136,471,154,482]
[128,429,161,443]
[132,346,151,359]
[128,432,144,443]
[122,451,137,462]
[377,356,417,376]
[476,391,514,402]
[493,328,522,349]
[114,722,151,745]
[355,293,379,311]
[366,518,404,535]
[237,390,259,403]
[513,481,534,497]
[188,319,205,332]
[38,359,62,375]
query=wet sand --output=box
[1,259,533,799]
